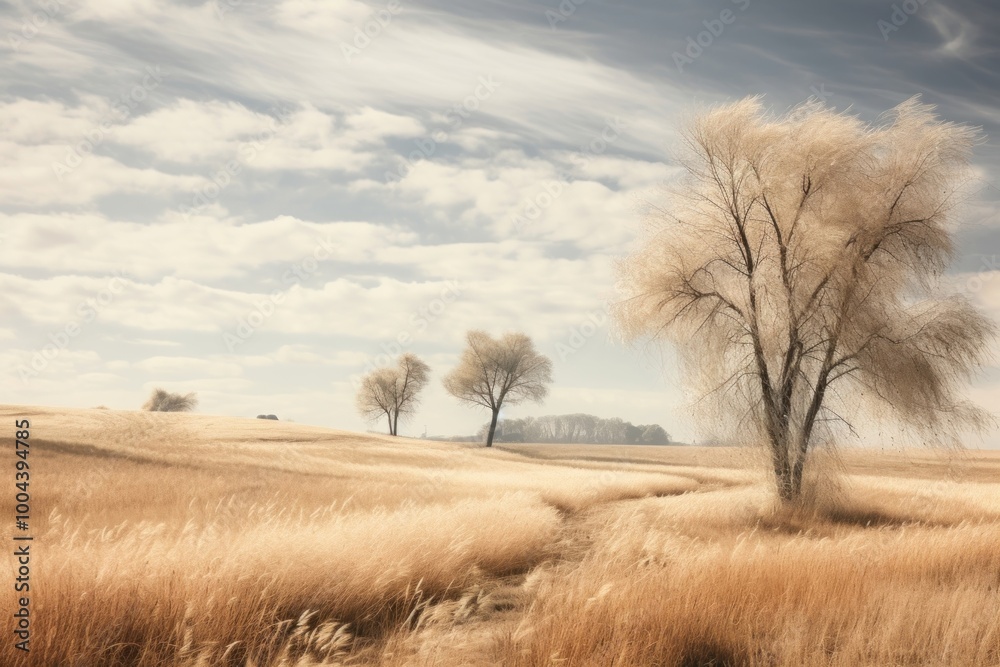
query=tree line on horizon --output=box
[476,413,670,445]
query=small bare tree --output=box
[355,353,431,436]
[142,388,198,412]
[443,331,553,447]
[614,97,995,502]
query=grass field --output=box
[3,404,1000,666]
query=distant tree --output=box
[142,388,198,412]
[565,413,597,442]
[614,97,995,501]
[443,331,553,447]
[597,417,628,444]
[479,416,534,443]
[355,353,431,436]
[639,424,671,445]
[356,368,396,434]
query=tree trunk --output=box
[770,434,795,502]
[790,438,809,499]
[392,411,399,437]
[770,432,813,503]
[788,370,829,501]
[771,442,794,502]
[387,412,394,436]
[790,460,805,499]
[485,408,500,447]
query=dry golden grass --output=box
[2,404,999,666]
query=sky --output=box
[1,0,999,445]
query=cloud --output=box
[0,98,107,144]
[140,377,254,394]
[133,356,245,377]
[0,214,417,281]
[0,348,104,385]
[272,0,375,36]
[113,99,286,163]
[0,141,206,207]
[240,344,370,367]
[110,101,422,172]
[344,107,426,143]
[122,338,183,347]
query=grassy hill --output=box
[3,405,999,666]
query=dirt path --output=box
[356,478,739,666]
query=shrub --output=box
[142,388,198,412]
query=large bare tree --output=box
[355,353,431,436]
[614,97,995,501]
[443,331,553,447]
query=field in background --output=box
[2,405,999,666]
